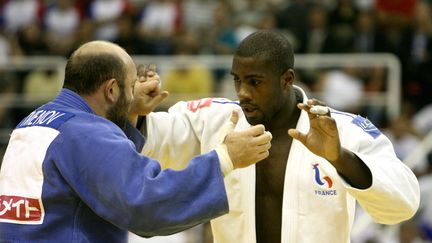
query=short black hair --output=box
[63,52,126,95]
[234,30,294,75]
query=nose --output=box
[236,84,251,100]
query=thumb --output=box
[146,91,169,107]
[220,110,238,144]
[288,129,306,144]
[230,110,239,125]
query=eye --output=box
[250,79,260,86]
[232,77,241,86]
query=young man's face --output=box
[231,55,285,126]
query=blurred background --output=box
[0,0,431,242]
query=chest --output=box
[255,136,293,197]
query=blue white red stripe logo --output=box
[313,163,333,188]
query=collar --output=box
[51,88,95,114]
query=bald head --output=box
[72,41,130,63]
[63,41,131,95]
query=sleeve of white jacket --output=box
[337,114,420,225]
[144,101,201,170]
[144,98,240,174]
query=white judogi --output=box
[143,87,420,243]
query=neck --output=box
[82,93,108,119]
[266,88,301,132]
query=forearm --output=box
[331,148,372,189]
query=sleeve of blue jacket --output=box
[49,117,229,237]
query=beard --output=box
[106,91,129,130]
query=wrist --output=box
[215,144,234,177]
[127,113,139,126]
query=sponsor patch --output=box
[352,115,381,139]
[0,195,44,224]
[187,98,213,112]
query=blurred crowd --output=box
[1,0,432,242]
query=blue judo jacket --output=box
[0,89,228,242]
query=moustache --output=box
[240,102,258,111]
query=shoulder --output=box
[58,111,124,144]
[331,109,382,140]
[169,97,240,114]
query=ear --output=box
[104,78,119,104]
[281,69,295,89]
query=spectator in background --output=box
[0,71,18,129]
[417,158,432,241]
[182,0,217,34]
[44,0,81,56]
[163,31,214,105]
[328,0,358,52]
[360,66,388,127]
[275,0,309,50]
[87,0,131,41]
[413,104,432,137]
[375,0,417,30]
[209,1,237,55]
[71,19,95,54]
[207,1,237,92]
[23,68,62,104]
[1,0,44,35]
[137,0,181,55]
[351,10,385,53]
[16,23,48,56]
[232,0,265,42]
[375,0,417,57]
[113,15,140,55]
[0,71,18,159]
[399,1,432,110]
[297,4,334,54]
[0,30,22,63]
[315,67,364,114]
[384,114,426,168]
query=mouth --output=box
[241,104,258,117]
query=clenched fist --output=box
[222,111,272,169]
[128,64,169,124]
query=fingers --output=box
[146,63,157,72]
[310,105,329,115]
[307,98,326,106]
[251,131,272,146]
[298,103,318,120]
[317,115,338,135]
[145,64,157,79]
[243,124,265,136]
[230,110,239,125]
[137,80,160,94]
[137,63,160,83]
[145,91,169,108]
[257,138,272,151]
[288,129,306,144]
[255,150,270,162]
[298,99,330,119]
[137,64,146,77]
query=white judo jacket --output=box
[143,87,420,243]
